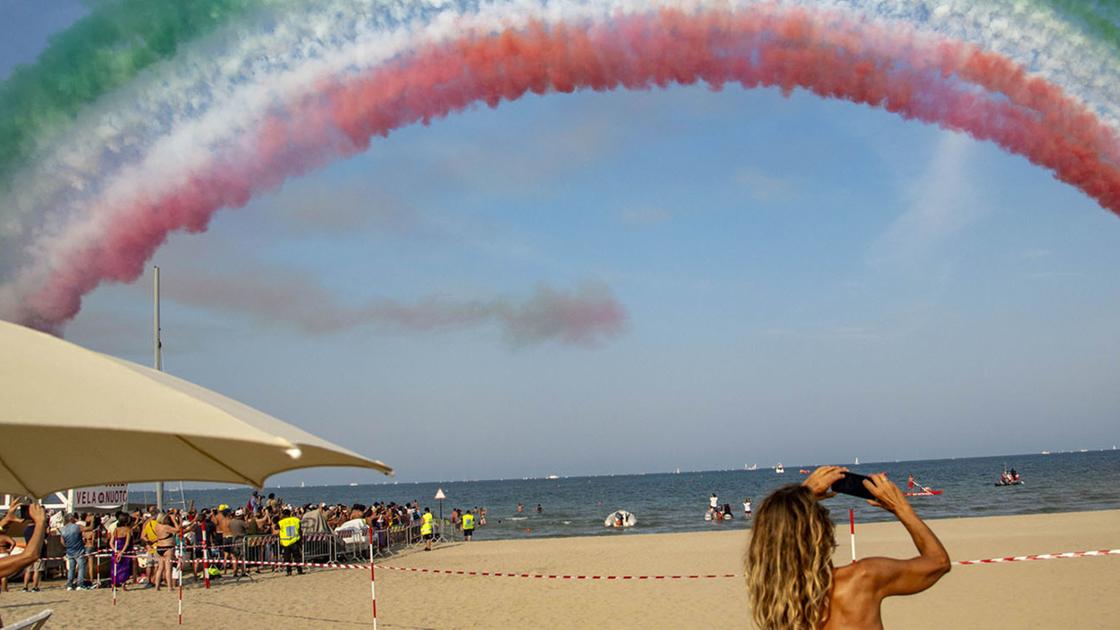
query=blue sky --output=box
[4,4,1119,484]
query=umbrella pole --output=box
[154,266,165,511]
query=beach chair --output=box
[5,609,53,630]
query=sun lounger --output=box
[5,609,53,630]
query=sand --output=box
[1,509,1116,628]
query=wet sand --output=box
[1,509,1116,628]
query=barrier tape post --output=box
[95,535,101,587]
[369,526,377,630]
[177,534,184,625]
[202,528,210,589]
[849,509,856,562]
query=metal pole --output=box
[154,266,164,512]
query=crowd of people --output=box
[0,491,484,593]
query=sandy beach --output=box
[2,509,1116,629]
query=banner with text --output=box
[74,484,129,508]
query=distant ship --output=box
[546,474,560,480]
[675,468,681,474]
[1041,450,1051,455]
[349,482,358,487]
[746,463,758,471]
[775,463,785,474]
[854,457,860,465]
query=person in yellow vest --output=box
[462,509,475,541]
[420,508,434,551]
[276,508,303,576]
[139,513,160,586]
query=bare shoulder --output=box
[826,562,887,630]
[844,554,950,598]
[846,557,902,577]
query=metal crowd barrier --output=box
[232,522,436,567]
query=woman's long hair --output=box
[746,484,836,630]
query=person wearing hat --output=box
[227,509,248,578]
[276,509,303,576]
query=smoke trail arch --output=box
[5,5,1119,331]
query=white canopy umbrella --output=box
[0,320,392,497]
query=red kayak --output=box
[905,474,942,497]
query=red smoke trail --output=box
[22,7,1120,330]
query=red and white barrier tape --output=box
[377,565,739,580]
[206,557,370,570]
[953,548,1120,566]
[37,547,1120,579]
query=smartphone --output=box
[830,472,876,501]
[18,504,29,519]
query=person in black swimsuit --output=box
[152,513,180,592]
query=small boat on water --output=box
[995,466,1023,486]
[904,474,943,497]
[605,510,637,528]
[746,463,758,471]
[774,463,785,474]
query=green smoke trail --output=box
[1039,0,1120,51]
[0,0,278,187]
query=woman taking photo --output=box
[746,466,950,629]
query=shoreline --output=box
[1,509,1116,628]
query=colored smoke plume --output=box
[8,7,1120,332]
[166,271,627,346]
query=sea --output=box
[162,450,1120,541]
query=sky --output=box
[2,2,1119,485]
